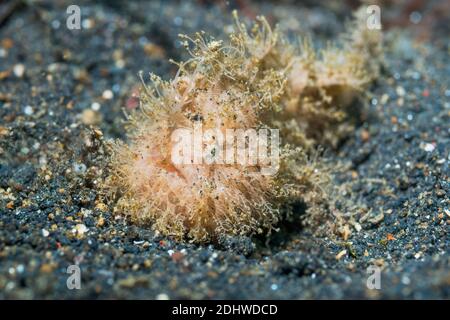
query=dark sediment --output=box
[0,0,448,299]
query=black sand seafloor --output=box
[0,0,448,299]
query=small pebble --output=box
[41,229,49,237]
[421,142,435,152]
[102,90,113,100]
[24,105,33,115]
[5,282,15,290]
[156,293,169,300]
[73,163,87,174]
[112,84,121,92]
[444,208,450,217]
[173,16,183,26]
[401,275,411,285]
[73,224,88,236]
[409,11,422,24]
[336,250,347,260]
[16,264,25,274]
[115,59,125,69]
[396,86,406,96]
[13,64,25,77]
[51,20,61,29]
[81,109,101,125]
[91,102,101,111]
[82,19,94,29]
